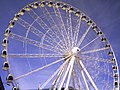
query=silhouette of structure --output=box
[0,76,5,90]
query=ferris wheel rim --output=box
[1,0,119,90]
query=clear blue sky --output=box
[0,0,120,89]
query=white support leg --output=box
[58,56,75,90]
[79,60,98,90]
[53,59,69,90]
[65,56,75,90]
[53,66,65,90]
[52,66,65,90]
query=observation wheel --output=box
[2,0,119,90]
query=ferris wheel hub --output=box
[72,47,80,57]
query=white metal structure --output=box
[2,0,119,90]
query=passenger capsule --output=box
[25,5,32,11]
[97,31,102,36]
[33,2,39,8]
[112,66,117,70]
[87,20,92,25]
[6,74,14,83]
[111,58,115,64]
[69,7,74,12]
[114,81,118,87]
[101,38,106,42]
[81,15,86,20]
[105,44,110,48]
[4,29,11,37]
[108,51,113,56]
[28,4,32,8]
[19,9,25,15]
[47,2,53,7]
[1,50,7,58]
[114,74,118,78]
[55,2,60,8]
[75,11,80,17]
[14,14,20,21]
[9,21,15,28]
[3,62,9,71]
[2,38,8,47]
[62,5,67,10]
[12,87,19,90]
[40,2,46,7]
[92,25,97,30]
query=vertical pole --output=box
[0,76,5,90]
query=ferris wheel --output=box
[2,0,119,90]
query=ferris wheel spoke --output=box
[74,17,82,46]
[78,60,99,90]
[8,53,63,58]
[80,36,99,50]
[80,55,111,63]
[77,23,93,47]
[15,56,69,80]
[28,10,65,50]
[53,6,69,49]
[40,6,67,49]
[81,47,109,54]
[17,18,64,51]
[66,10,73,48]
[9,33,63,54]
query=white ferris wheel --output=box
[2,0,119,90]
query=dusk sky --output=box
[0,0,120,90]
